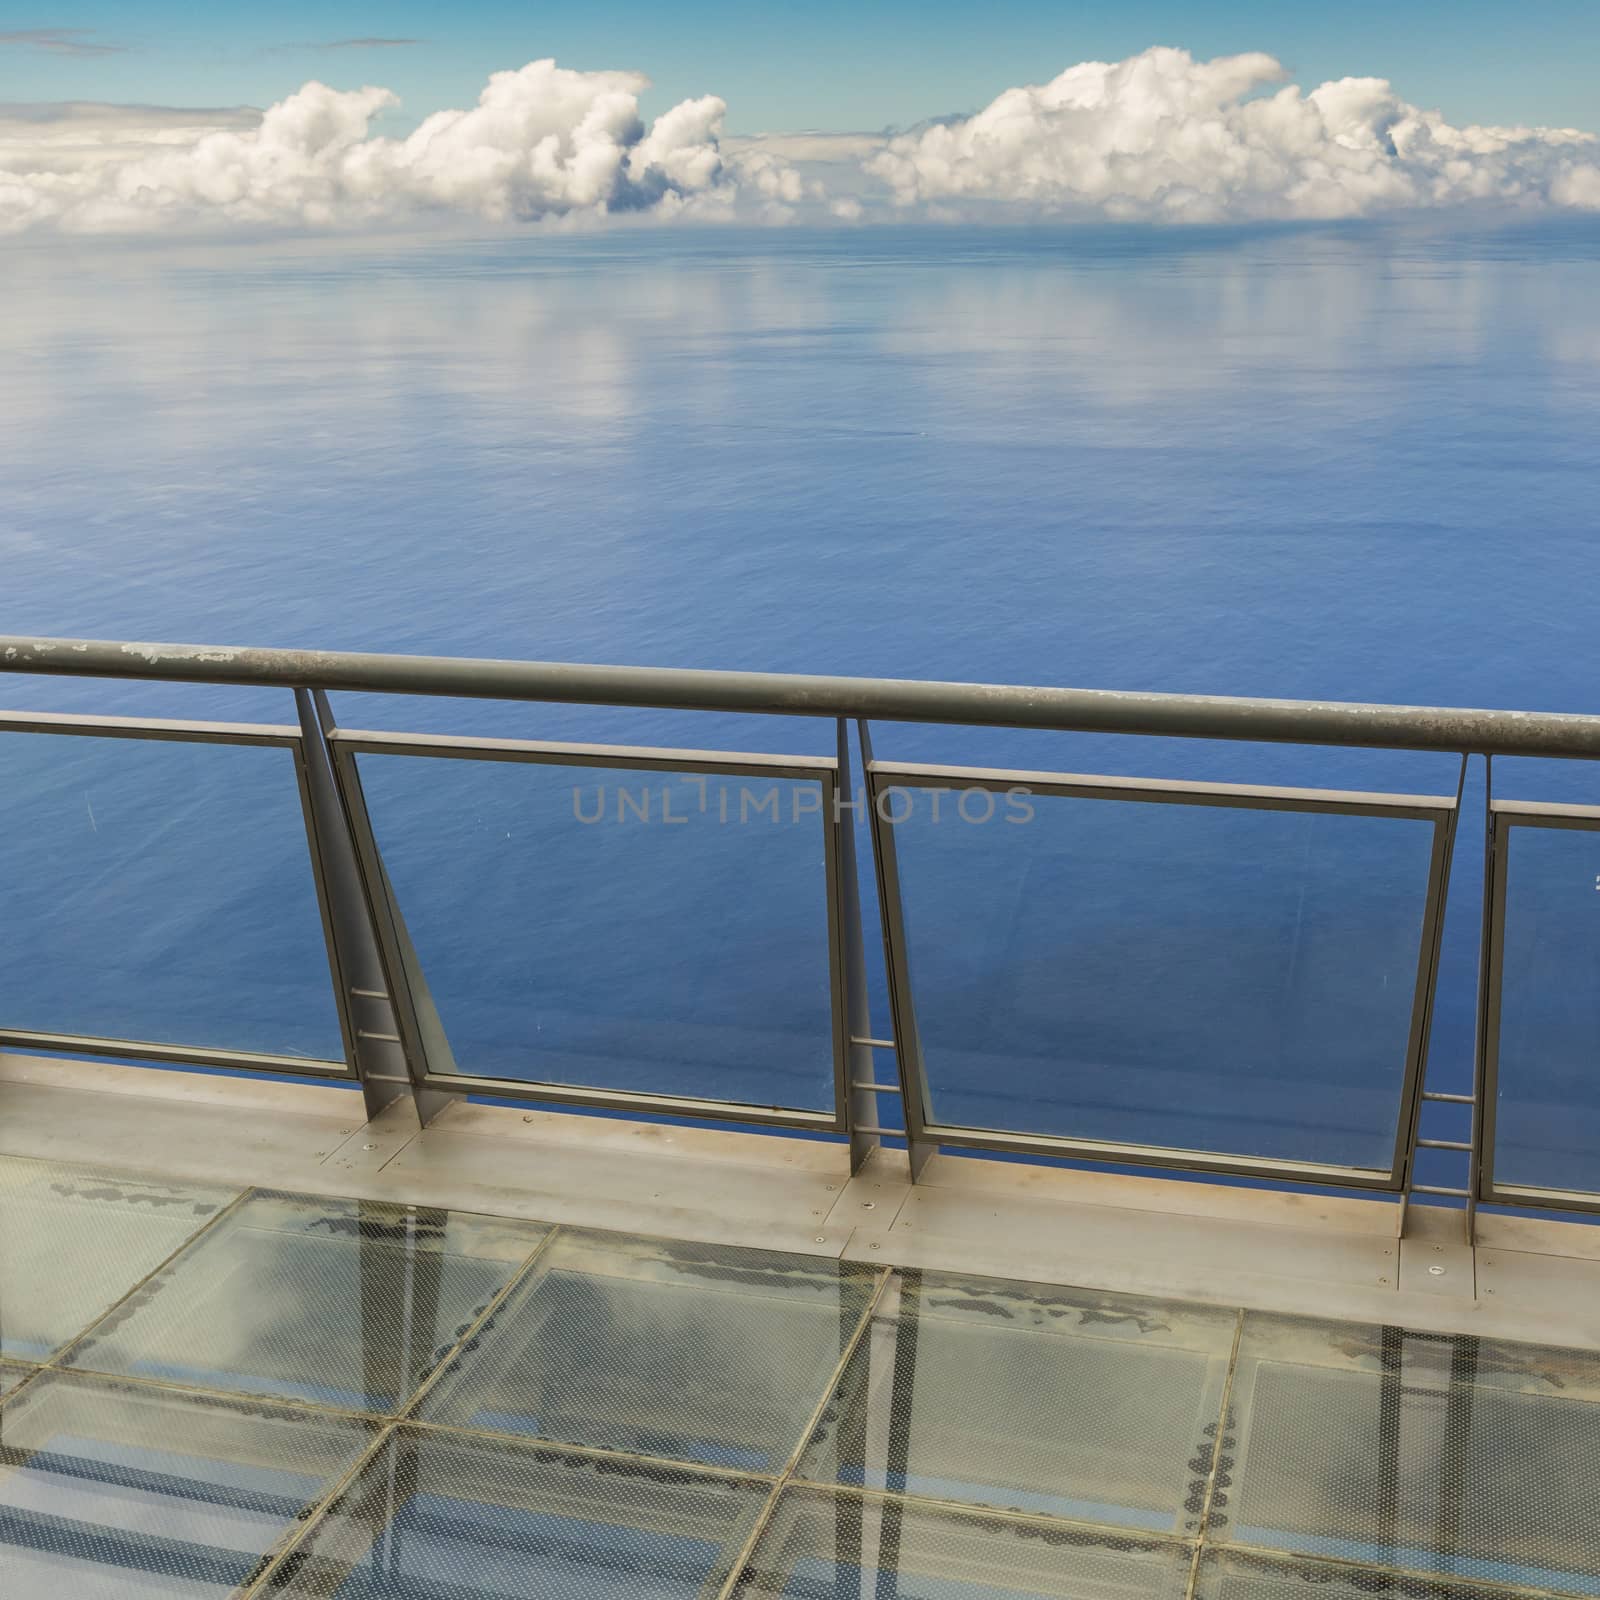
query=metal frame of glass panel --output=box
[1479,797,1600,1214]
[0,708,358,1084]
[323,722,856,1135]
[14,636,1600,1217]
[862,742,1459,1190]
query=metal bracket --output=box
[1398,753,1485,1245]
[858,719,939,1180]
[835,719,881,1174]
[297,689,449,1125]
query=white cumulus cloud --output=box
[0,59,802,233]
[866,47,1600,221]
[2,47,1598,234]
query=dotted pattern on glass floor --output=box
[792,1269,1237,1533]
[258,1425,774,1598]
[0,1368,377,1599]
[60,1187,547,1412]
[0,1153,241,1362]
[3,1150,1600,1600]
[725,1484,1198,1600]
[414,1227,882,1471]
[1216,1313,1600,1597]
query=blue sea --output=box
[4,220,1599,1197]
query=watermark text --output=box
[571,779,1035,826]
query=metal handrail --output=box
[5,634,1600,1231]
[5,635,1600,756]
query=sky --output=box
[1,3,1597,233]
[4,1,1597,134]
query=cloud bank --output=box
[0,59,807,233]
[870,48,1600,222]
[2,47,1598,234]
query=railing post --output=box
[316,692,457,1125]
[295,688,440,1124]
[1466,756,1498,1244]
[834,719,880,1173]
[1397,754,1468,1237]
[859,719,939,1180]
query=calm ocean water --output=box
[5,221,1599,1190]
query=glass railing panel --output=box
[880,776,1446,1175]
[351,747,838,1114]
[1488,811,1600,1199]
[0,730,343,1062]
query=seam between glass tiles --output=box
[31,1182,256,1370]
[812,1480,1205,1547]
[1206,1541,1587,1600]
[232,1223,566,1599]
[1183,1307,1246,1600]
[231,1418,402,1600]
[9,1360,383,1423]
[387,1223,565,1423]
[712,1264,896,1600]
[0,1363,45,1408]
[398,1415,785,1484]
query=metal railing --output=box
[5,635,1600,1236]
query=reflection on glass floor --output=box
[260,1429,771,1598]
[797,1272,1236,1531]
[727,1489,1197,1600]
[3,1150,1600,1599]
[416,1229,881,1471]
[0,1158,239,1362]
[63,1190,546,1412]
[0,1371,375,1599]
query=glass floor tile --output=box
[795,1269,1238,1534]
[417,1229,881,1471]
[0,1155,241,1362]
[259,1425,771,1599]
[1219,1314,1600,1596]
[5,1154,1600,1600]
[62,1191,547,1414]
[0,1369,377,1600]
[729,1486,1198,1600]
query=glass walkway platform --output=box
[5,639,1600,1597]
[3,1147,1599,1600]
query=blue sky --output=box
[3,1,1597,133]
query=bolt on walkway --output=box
[2,1150,1599,1599]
